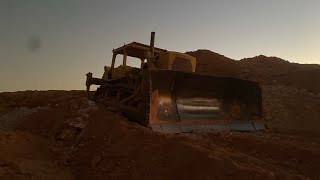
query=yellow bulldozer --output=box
[86,32,266,133]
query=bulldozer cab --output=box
[107,42,197,79]
[108,42,166,79]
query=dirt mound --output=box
[238,55,320,93]
[187,50,320,132]
[262,85,320,132]
[0,131,73,179]
[0,90,86,116]
[56,107,319,179]
[187,50,239,76]
[64,109,270,179]
[187,50,320,94]
[1,91,320,179]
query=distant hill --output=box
[187,50,320,93]
[187,50,239,77]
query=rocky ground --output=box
[1,51,320,179]
[0,89,319,180]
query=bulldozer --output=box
[86,32,266,133]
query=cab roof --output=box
[112,42,167,59]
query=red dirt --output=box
[1,51,320,179]
[187,50,320,94]
[0,91,320,179]
[188,50,320,132]
[67,108,320,179]
[0,131,73,179]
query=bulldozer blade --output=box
[148,69,265,133]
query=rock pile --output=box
[0,106,50,131]
[57,98,98,142]
[262,85,320,132]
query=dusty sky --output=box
[1,0,320,92]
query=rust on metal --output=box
[148,69,263,133]
[85,32,266,133]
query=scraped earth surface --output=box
[0,90,320,180]
[1,51,320,179]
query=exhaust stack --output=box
[150,32,155,60]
